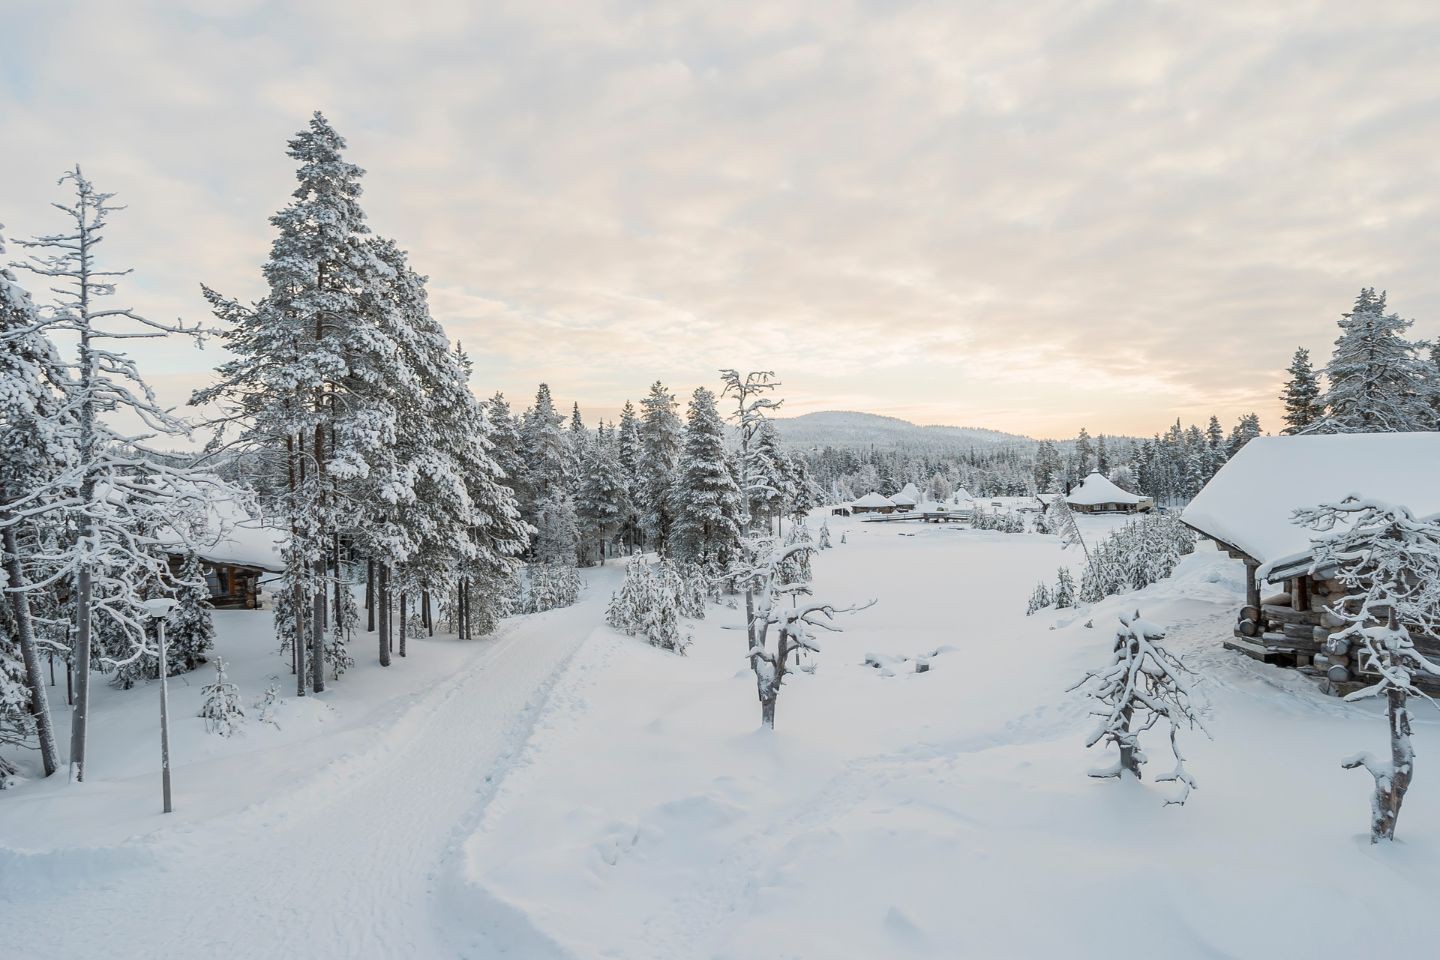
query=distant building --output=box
[1065,472,1152,514]
[851,492,897,515]
[890,485,919,512]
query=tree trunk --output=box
[1378,688,1414,841]
[366,557,375,632]
[399,591,408,658]
[760,693,776,728]
[2,524,59,777]
[70,559,93,782]
[311,556,326,694]
[378,565,391,667]
[1118,702,1141,779]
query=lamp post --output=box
[140,597,180,814]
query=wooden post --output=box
[1245,561,1261,615]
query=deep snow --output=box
[4,512,1439,958]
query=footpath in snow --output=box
[0,565,624,959]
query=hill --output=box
[770,411,1037,451]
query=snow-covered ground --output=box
[6,513,1440,958]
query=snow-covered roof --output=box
[953,487,974,503]
[153,489,289,573]
[896,482,921,501]
[1182,433,1440,570]
[1066,472,1142,507]
[891,490,919,506]
[853,492,896,508]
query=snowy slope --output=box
[1,566,625,958]
[449,514,1440,959]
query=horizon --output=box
[6,2,1438,438]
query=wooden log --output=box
[1262,592,1291,608]
[1241,605,1261,623]
[1262,604,1325,628]
[1327,664,1352,684]
[1282,622,1317,642]
[1324,634,1350,656]
[1237,618,1258,638]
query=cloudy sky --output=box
[4,0,1438,439]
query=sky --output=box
[3,0,1439,440]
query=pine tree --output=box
[671,387,744,566]
[521,385,569,508]
[638,382,684,554]
[1226,413,1262,456]
[0,225,74,778]
[1313,289,1437,433]
[199,657,245,738]
[576,435,631,565]
[1280,347,1324,434]
[167,553,216,675]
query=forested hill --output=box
[770,411,1038,452]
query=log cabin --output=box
[1181,432,1440,690]
[155,492,289,610]
[851,492,897,515]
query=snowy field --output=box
[5,512,1440,958]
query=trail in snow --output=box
[3,567,622,959]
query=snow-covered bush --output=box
[254,677,283,730]
[606,561,692,654]
[1025,582,1053,616]
[199,657,245,738]
[1078,514,1196,604]
[1069,610,1207,804]
[972,510,1024,534]
[518,562,581,614]
[818,520,833,550]
[1295,496,1440,841]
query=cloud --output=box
[4,0,1439,439]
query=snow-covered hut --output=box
[851,492,897,515]
[891,484,920,512]
[1065,472,1151,514]
[1182,433,1440,682]
[155,494,288,609]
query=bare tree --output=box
[16,168,206,781]
[732,537,872,728]
[1070,610,1208,805]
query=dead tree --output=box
[1070,610,1208,805]
[1296,497,1440,842]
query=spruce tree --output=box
[639,381,683,553]
[576,435,631,565]
[1313,289,1436,433]
[168,553,216,674]
[670,387,744,565]
[1280,347,1324,434]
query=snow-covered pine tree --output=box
[18,169,210,779]
[198,113,398,688]
[486,392,529,512]
[445,346,528,640]
[818,520,833,550]
[0,224,75,778]
[1053,567,1077,608]
[638,381,683,554]
[199,657,245,738]
[166,552,216,675]
[1280,347,1324,435]
[521,385,569,510]
[1069,610,1207,804]
[576,433,631,565]
[533,496,580,566]
[670,387,744,566]
[566,402,588,495]
[1294,496,1440,841]
[1311,289,1437,434]
[1226,413,1262,457]
[615,400,644,551]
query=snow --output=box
[1182,432,1440,571]
[1066,470,1143,506]
[151,486,288,572]
[851,491,895,508]
[7,510,1440,957]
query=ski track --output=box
[4,570,620,960]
